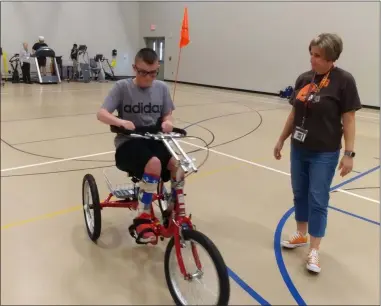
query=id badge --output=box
[292,126,308,143]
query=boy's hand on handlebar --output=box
[121,120,135,131]
[161,120,173,133]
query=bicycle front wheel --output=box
[164,229,230,305]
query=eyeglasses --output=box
[134,65,159,77]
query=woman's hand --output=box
[274,108,295,160]
[338,156,353,177]
[274,140,284,160]
[341,111,356,177]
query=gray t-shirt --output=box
[101,78,175,148]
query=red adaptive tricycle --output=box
[82,125,230,305]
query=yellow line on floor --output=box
[1,163,245,231]
[1,205,82,230]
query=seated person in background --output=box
[96,48,185,244]
[70,44,79,78]
[32,36,48,76]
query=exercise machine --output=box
[51,55,63,79]
[31,47,61,84]
[88,54,118,82]
[89,54,107,82]
[102,56,116,81]
[9,54,22,83]
[67,45,90,83]
[76,45,91,83]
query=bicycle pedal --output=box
[128,224,137,238]
[135,234,157,245]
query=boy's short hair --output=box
[135,48,158,65]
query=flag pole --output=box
[172,46,182,102]
[172,6,189,103]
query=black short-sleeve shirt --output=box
[289,67,362,152]
[32,42,48,59]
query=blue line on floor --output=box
[330,165,380,191]
[328,205,380,225]
[228,268,271,305]
[274,207,306,305]
[274,165,380,305]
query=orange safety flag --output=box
[179,7,190,48]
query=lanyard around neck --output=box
[305,68,332,103]
[300,68,332,127]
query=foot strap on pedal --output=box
[129,218,156,245]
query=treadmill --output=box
[31,47,61,84]
[101,55,116,81]
[77,45,91,83]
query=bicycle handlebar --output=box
[110,124,198,174]
[110,125,187,137]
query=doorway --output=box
[144,37,165,81]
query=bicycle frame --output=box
[100,127,202,278]
[99,182,200,278]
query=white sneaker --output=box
[306,248,321,273]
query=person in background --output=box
[273,33,361,274]
[70,43,79,79]
[32,36,48,76]
[20,42,32,84]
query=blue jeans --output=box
[290,144,339,238]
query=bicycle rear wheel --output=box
[164,229,230,305]
[82,174,101,242]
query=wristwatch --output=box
[344,151,356,158]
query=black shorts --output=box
[37,57,46,67]
[115,139,172,182]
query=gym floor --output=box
[1,81,379,305]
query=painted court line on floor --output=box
[274,165,380,306]
[188,88,379,120]
[1,160,271,306]
[336,188,379,203]
[1,151,115,172]
[2,141,378,204]
[2,139,377,306]
[1,163,244,229]
[1,88,104,95]
[3,85,378,120]
[181,141,380,204]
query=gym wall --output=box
[139,1,380,108]
[1,2,140,76]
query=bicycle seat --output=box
[130,176,140,183]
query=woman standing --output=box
[274,33,362,273]
[20,42,32,84]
